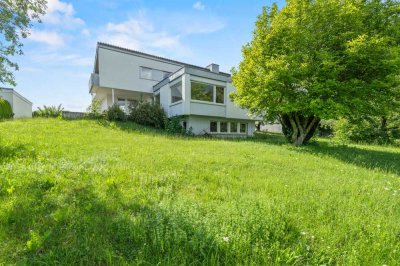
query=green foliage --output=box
[232,0,400,145]
[0,119,400,264]
[0,98,13,119]
[32,105,64,118]
[0,0,47,86]
[85,99,102,119]
[165,116,193,135]
[334,116,400,144]
[104,104,126,121]
[128,101,166,128]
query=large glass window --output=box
[220,122,228,133]
[230,122,238,133]
[191,81,214,102]
[216,86,225,104]
[191,81,225,104]
[210,121,218,132]
[171,82,182,103]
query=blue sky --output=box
[10,0,284,111]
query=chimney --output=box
[206,63,219,74]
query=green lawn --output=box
[0,119,399,265]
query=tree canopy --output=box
[232,0,400,145]
[0,0,47,86]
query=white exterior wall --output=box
[98,47,182,93]
[0,89,32,118]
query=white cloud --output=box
[29,30,65,47]
[193,1,205,11]
[98,17,191,57]
[42,0,84,28]
[30,52,93,67]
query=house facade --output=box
[89,42,258,136]
[0,88,32,118]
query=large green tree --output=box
[232,0,400,145]
[0,0,47,86]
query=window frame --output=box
[208,121,248,134]
[171,81,183,104]
[190,81,225,105]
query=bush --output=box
[317,120,334,137]
[333,116,400,144]
[128,102,166,128]
[85,99,102,119]
[33,105,63,118]
[0,98,14,119]
[104,104,126,121]
[165,116,193,135]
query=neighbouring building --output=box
[0,88,32,118]
[89,42,259,136]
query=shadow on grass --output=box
[248,132,400,175]
[1,180,315,265]
[0,144,36,162]
[299,142,400,175]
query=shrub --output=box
[33,105,63,118]
[104,104,126,121]
[85,99,102,119]
[165,116,193,135]
[317,120,334,137]
[0,98,14,119]
[333,116,400,144]
[129,102,166,128]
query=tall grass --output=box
[0,119,399,265]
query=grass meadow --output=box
[0,119,399,265]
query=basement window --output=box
[220,122,228,133]
[210,121,218,132]
[240,123,247,133]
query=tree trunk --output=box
[279,113,321,145]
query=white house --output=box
[89,42,258,136]
[0,88,32,118]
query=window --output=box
[191,81,214,102]
[182,121,187,130]
[216,86,225,104]
[127,99,138,108]
[140,67,152,79]
[240,123,247,133]
[140,67,172,81]
[220,122,228,133]
[210,121,218,132]
[171,82,182,103]
[155,94,160,105]
[117,98,125,108]
[152,69,163,81]
[230,122,238,133]
[190,81,225,104]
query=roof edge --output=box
[97,42,231,77]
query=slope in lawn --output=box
[0,119,399,265]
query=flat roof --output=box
[0,87,33,104]
[97,42,231,77]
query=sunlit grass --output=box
[0,119,399,265]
